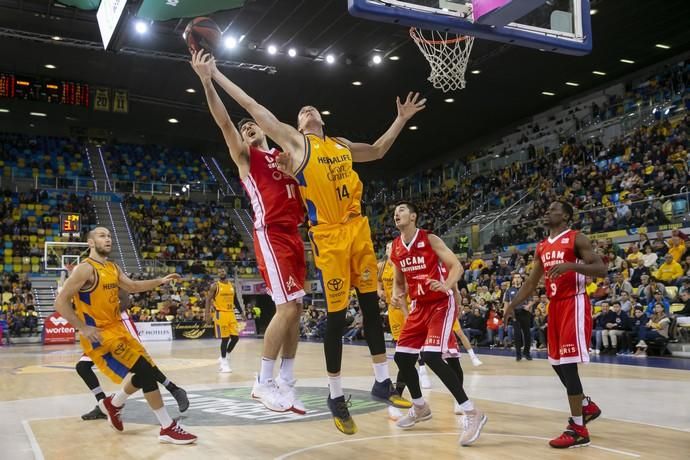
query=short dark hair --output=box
[557,200,574,221]
[237,118,255,131]
[395,201,419,223]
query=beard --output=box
[95,246,111,257]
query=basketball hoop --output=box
[409,27,475,93]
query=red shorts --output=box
[396,293,458,356]
[253,226,306,305]
[547,294,592,365]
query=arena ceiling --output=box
[1,0,690,178]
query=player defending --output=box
[206,59,424,434]
[54,227,196,444]
[504,201,603,449]
[205,268,244,373]
[192,51,306,413]
[78,289,189,420]
[389,203,486,446]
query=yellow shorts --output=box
[308,216,378,312]
[388,306,406,341]
[214,310,239,338]
[80,324,153,385]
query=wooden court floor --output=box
[1,339,689,459]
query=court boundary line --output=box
[21,420,45,460]
[273,432,641,459]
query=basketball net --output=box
[409,27,475,93]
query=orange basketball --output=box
[183,17,222,56]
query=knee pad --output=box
[394,351,418,368]
[75,359,94,377]
[130,357,159,393]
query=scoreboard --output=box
[0,73,89,107]
[60,213,82,235]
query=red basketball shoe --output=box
[98,395,124,432]
[159,420,198,445]
[582,397,602,424]
[549,418,590,449]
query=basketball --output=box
[183,17,221,55]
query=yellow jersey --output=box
[380,260,395,304]
[214,280,236,312]
[295,134,363,226]
[73,258,121,329]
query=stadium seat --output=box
[666,286,679,300]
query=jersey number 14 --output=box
[336,184,350,201]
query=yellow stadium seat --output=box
[593,306,601,314]
[670,303,685,314]
[5,249,12,256]
[13,264,21,272]
[666,286,678,300]
[32,264,40,272]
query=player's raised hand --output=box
[190,50,216,83]
[160,273,182,285]
[275,150,293,174]
[396,92,427,121]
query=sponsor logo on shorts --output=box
[286,276,297,290]
[361,268,371,282]
[126,387,384,426]
[327,278,344,291]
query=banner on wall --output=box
[137,0,246,21]
[43,312,76,345]
[238,319,256,337]
[134,322,173,342]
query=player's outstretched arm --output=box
[339,92,426,163]
[505,254,544,319]
[211,68,304,167]
[191,51,248,172]
[548,233,607,280]
[427,234,462,292]
[118,269,180,294]
[54,263,100,342]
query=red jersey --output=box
[536,229,586,300]
[391,228,450,303]
[241,146,304,230]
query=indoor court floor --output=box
[2,339,689,459]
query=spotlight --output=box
[224,36,237,49]
[134,21,148,34]
[267,45,278,55]
[372,55,382,64]
[288,48,297,57]
[325,54,335,64]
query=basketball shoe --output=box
[459,409,487,446]
[276,376,306,414]
[169,386,190,413]
[582,397,602,424]
[396,402,432,429]
[549,418,590,449]
[327,395,357,435]
[159,420,197,445]
[81,405,106,421]
[471,356,483,367]
[218,357,232,373]
[371,378,413,408]
[251,377,291,412]
[98,394,124,432]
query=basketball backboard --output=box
[348,0,592,55]
[44,242,90,272]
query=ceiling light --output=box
[288,48,297,57]
[44,64,56,69]
[168,118,179,124]
[655,43,670,49]
[409,125,418,131]
[352,81,362,86]
[267,44,278,55]
[471,69,481,75]
[592,70,606,76]
[372,55,382,64]
[0,108,9,113]
[325,54,335,64]
[620,59,635,64]
[590,9,598,15]
[444,98,454,103]
[565,81,580,87]
[51,36,62,41]
[224,36,237,49]
[134,20,148,34]
[389,55,400,61]
[185,88,196,93]
[541,91,556,96]
[321,110,331,115]
[30,112,47,117]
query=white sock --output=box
[91,386,103,396]
[572,415,584,426]
[468,349,477,359]
[459,400,475,412]
[111,390,129,408]
[153,406,173,428]
[412,397,425,406]
[373,362,390,383]
[162,378,171,387]
[418,364,428,375]
[259,357,276,384]
[328,376,344,399]
[582,398,589,407]
[279,357,295,382]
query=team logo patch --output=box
[561,238,570,244]
[327,278,344,291]
[417,242,425,248]
[286,276,297,290]
[125,387,384,426]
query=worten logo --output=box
[327,278,344,291]
[49,316,69,326]
[128,387,383,427]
